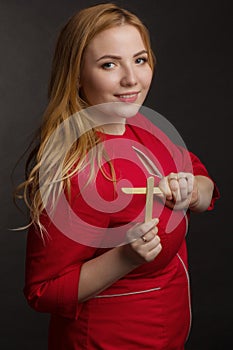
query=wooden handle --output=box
[121,187,162,195]
[145,176,154,222]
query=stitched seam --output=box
[177,253,192,342]
[94,286,161,298]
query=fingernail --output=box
[152,218,159,225]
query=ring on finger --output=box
[141,236,147,243]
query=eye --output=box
[101,62,116,70]
[135,57,148,65]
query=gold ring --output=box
[141,236,147,243]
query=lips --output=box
[115,91,140,103]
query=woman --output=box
[18,3,219,349]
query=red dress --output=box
[24,114,219,349]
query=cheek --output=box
[95,73,118,93]
[138,65,153,86]
[143,69,153,88]
[84,71,117,95]
[84,76,99,93]
[80,75,101,103]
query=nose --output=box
[120,65,138,87]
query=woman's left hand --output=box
[158,172,199,210]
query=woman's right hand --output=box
[121,218,162,267]
[77,218,162,303]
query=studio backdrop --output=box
[0,1,232,349]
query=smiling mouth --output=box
[114,92,141,103]
[115,92,139,98]
[117,93,138,98]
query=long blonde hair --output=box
[15,3,155,234]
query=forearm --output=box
[78,219,162,303]
[189,175,214,212]
[78,245,141,303]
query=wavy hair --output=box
[15,3,156,236]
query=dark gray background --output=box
[0,0,232,349]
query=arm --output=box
[158,172,214,212]
[24,218,162,315]
[189,175,214,212]
[78,218,161,302]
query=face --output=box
[80,25,153,129]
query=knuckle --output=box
[137,245,144,255]
[179,179,187,187]
[144,253,152,262]
[155,244,162,255]
[137,226,144,234]
[152,235,159,245]
[169,172,176,177]
[131,240,140,249]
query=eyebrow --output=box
[96,50,148,62]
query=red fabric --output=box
[24,114,219,349]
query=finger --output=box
[147,234,160,250]
[178,172,194,194]
[140,226,158,243]
[127,218,159,241]
[139,233,157,245]
[178,177,188,200]
[159,177,173,201]
[186,174,194,194]
[144,242,162,262]
[141,218,159,234]
[168,174,181,202]
[139,234,161,254]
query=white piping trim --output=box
[94,286,161,298]
[177,253,192,342]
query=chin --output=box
[95,101,141,120]
[114,102,142,119]
[85,102,142,129]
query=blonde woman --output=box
[17,3,219,349]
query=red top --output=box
[24,114,219,349]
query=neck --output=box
[100,123,126,135]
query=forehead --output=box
[85,25,146,57]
